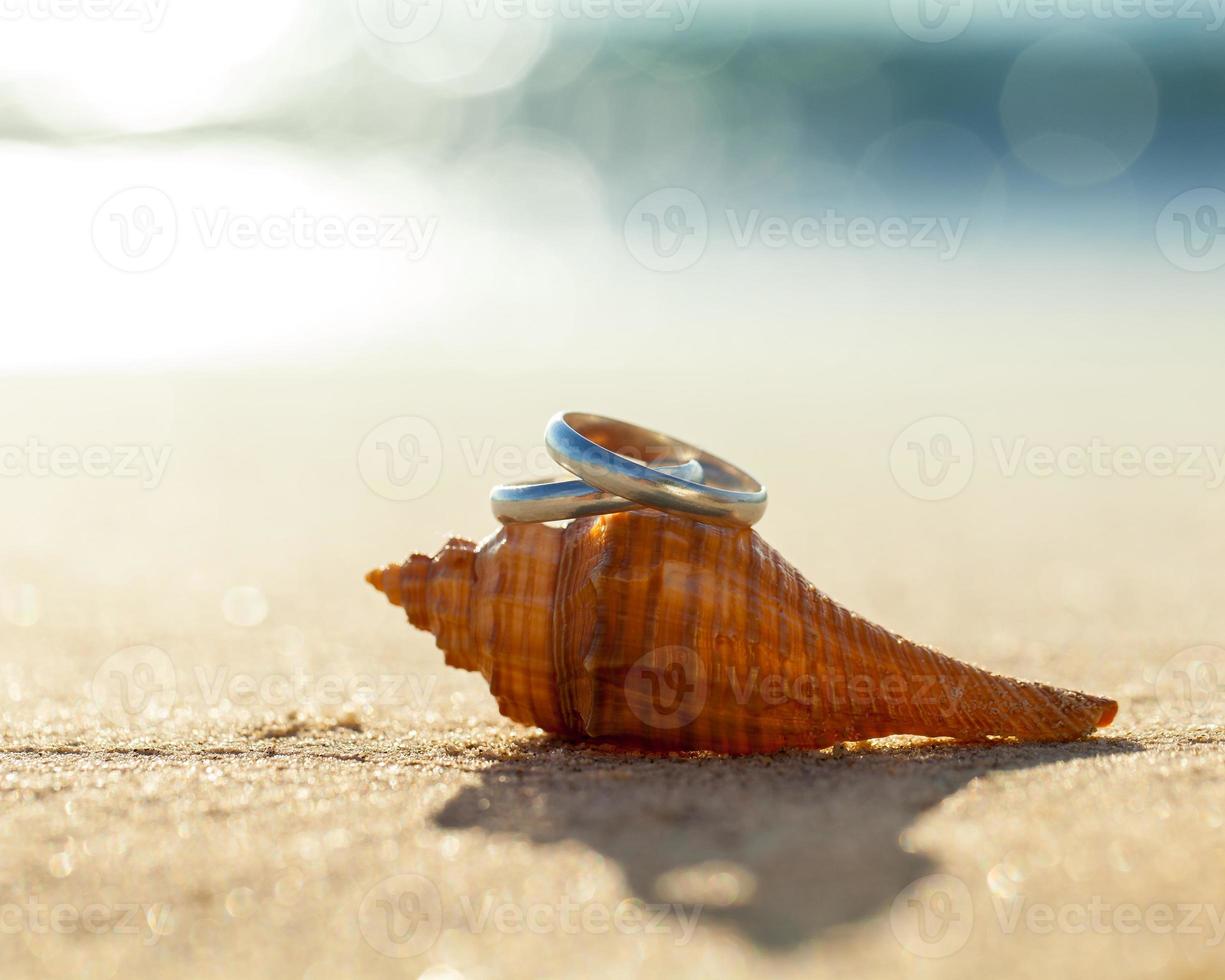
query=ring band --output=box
[491,459,704,525]
[544,412,767,527]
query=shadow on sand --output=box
[434,736,1142,951]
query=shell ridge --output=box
[520,532,545,728]
[550,523,579,733]
[676,519,710,751]
[606,511,669,742]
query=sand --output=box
[1,370,1222,979]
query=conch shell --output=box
[367,510,1117,753]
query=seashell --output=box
[366,510,1117,753]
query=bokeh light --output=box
[1000,30,1158,186]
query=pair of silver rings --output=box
[490,412,767,528]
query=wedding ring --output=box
[491,459,704,525]
[544,412,767,527]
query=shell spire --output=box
[368,511,1117,753]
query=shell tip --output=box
[1096,699,1118,728]
[365,566,402,607]
[365,557,432,623]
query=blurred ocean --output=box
[2,0,1223,371]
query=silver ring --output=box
[544,412,767,527]
[491,459,704,525]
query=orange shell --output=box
[367,510,1117,753]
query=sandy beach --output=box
[2,370,1222,979]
